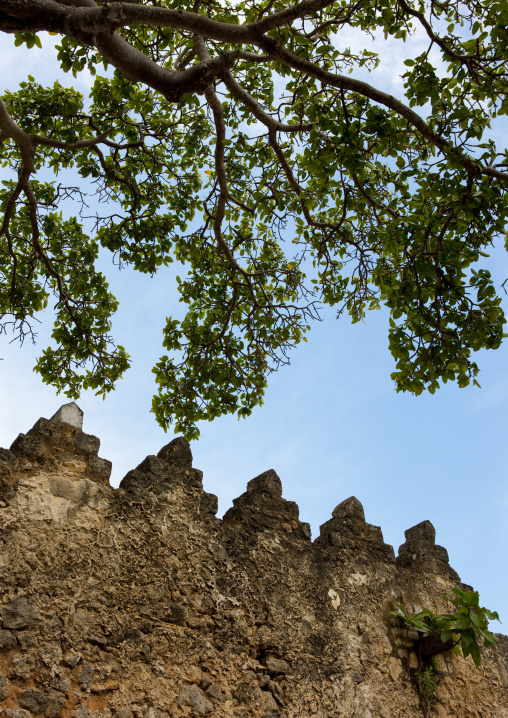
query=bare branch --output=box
[351,171,399,219]
[34,132,143,150]
[194,35,241,273]
[223,70,314,134]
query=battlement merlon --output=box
[4,403,111,491]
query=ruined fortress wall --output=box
[0,405,507,718]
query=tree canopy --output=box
[0,0,507,438]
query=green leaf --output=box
[469,641,482,668]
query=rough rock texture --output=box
[1,406,507,718]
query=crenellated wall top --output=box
[0,404,460,577]
[0,404,507,718]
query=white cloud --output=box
[0,33,95,95]
[331,22,447,99]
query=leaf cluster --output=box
[390,588,501,668]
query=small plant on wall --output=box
[390,587,500,668]
[390,588,500,715]
[415,665,438,704]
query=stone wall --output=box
[0,404,507,718]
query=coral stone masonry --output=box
[0,405,507,718]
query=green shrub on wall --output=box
[390,587,501,668]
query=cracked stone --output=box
[178,684,213,715]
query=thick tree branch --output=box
[1,0,240,101]
[1,0,506,183]
[95,28,239,101]
[0,0,336,43]
[0,96,34,176]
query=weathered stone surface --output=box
[62,651,81,668]
[332,495,365,521]
[200,490,219,517]
[50,676,70,695]
[317,498,395,562]
[50,475,92,503]
[404,519,436,544]
[19,688,50,714]
[114,709,134,718]
[247,470,282,498]
[45,695,66,718]
[223,469,311,540]
[0,447,19,501]
[1,411,507,718]
[0,674,8,700]
[264,656,290,675]
[397,520,458,580]
[120,444,203,495]
[178,684,213,714]
[77,662,95,688]
[5,709,32,718]
[157,436,193,469]
[0,597,42,629]
[0,629,17,652]
[206,684,224,702]
[8,408,111,486]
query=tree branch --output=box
[194,34,240,273]
[222,70,314,133]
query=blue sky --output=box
[1,29,507,627]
